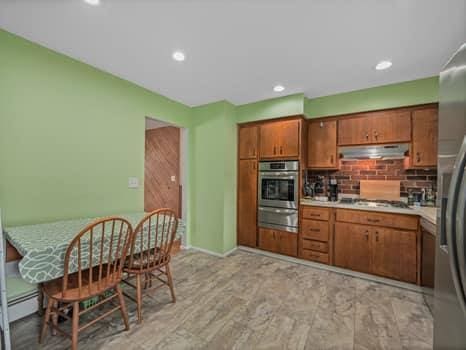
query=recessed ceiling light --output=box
[375,60,392,70]
[172,51,185,62]
[273,85,285,92]
[84,0,100,5]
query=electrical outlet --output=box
[170,175,176,182]
[128,177,139,189]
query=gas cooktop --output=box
[339,198,410,209]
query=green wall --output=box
[0,29,191,227]
[189,101,237,253]
[236,93,305,123]
[304,77,438,118]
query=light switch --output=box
[170,175,176,182]
[128,177,139,189]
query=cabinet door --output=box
[258,227,279,253]
[308,120,338,168]
[259,123,279,158]
[334,222,372,274]
[412,108,438,167]
[369,110,411,144]
[237,160,257,247]
[372,227,417,283]
[239,126,259,160]
[338,116,372,145]
[278,120,300,157]
[421,228,435,288]
[278,231,297,256]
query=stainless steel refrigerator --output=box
[434,43,466,349]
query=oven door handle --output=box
[259,172,297,178]
[258,207,297,215]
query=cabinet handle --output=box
[416,152,421,163]
[375,231,379,242]
[309,228,320,232]
[367,218,380,223]
[273,146,277,155]
[279,146,283,155]
[374,130,379,141]
[365,132,369,141]
[310,213,321,217]
[364,230,369,241]
[330,155,334,164]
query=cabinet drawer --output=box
[302,207,330,221]
[336,209,418,231]
[301,219,329,241]
[302,239,328,253]
[301,250,329,264]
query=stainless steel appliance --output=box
[258,160,299,233]
[434,43,466,349]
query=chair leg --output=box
[166,264,176,303]
[116,284,130,331]
[51,300,58,336]
[136,274,143,324]
[39,297,53,344]
[37,285,44,316]
[71,301,79,350]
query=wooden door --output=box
[308,120,337,168]
[259,123,279,158]
[145,126,180,216]
[237,159,257,247]
[369,110,411,144]
[258,227,279,253]
[338,116,372,145]
[421,228,436,288]
[239,125,259,159]
[278,231,298,256]
[334,222,372,274]
[372,227,417,283]
[278,120,300,157]
[412,108,438,167]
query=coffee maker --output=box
[328,178,338,202]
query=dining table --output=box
[5,212,185,285]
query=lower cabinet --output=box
[334,222,417,283]
[334,223,372,274]
[258,227,297,257]
[421,227,436,288]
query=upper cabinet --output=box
[338,110,411,146]
[411,107,438,168]
[259,119,300,158]
[307,120,337,169]
[239,125,259,159]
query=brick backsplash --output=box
[306,159,437,198]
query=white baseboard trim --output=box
[188,245,237,258]
[238,246,425,294]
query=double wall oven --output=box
[258,160,299,233]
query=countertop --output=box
[300,199,438,226]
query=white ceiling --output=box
[1,0,465,106]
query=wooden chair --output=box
[39,217,133,350]
[123,209,178,323]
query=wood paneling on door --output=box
[372,227,417,283]
[237,159,258,247]
[338,115,372,145]
[144,127,180,216]
[421,228,436,288]
[307,120,337,168]
[259,123,279,158]
[258,227,279,253]
[369,110,411,144]
[334,222,372,274]
[412,108,438,167]
[239,126,259,159]
[278,120,300,157]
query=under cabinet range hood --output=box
[339,143,409,160]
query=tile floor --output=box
[11,249,433,349]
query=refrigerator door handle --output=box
[456,171,466,304]
[446,136,466,315]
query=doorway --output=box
[144,117,184,218]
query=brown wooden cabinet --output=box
[259,119,300,158]
[411,108,438,168]
[338,111,411,146]
[239,126,259,160]
[307,120,338,169]
[334,209,419,284]
[372,227,417,283]
[237,159,257,247]
[258,227,297,256]
[334,222,372,274]
[421,227,436,288]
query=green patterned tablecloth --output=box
[5,213,185,284]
